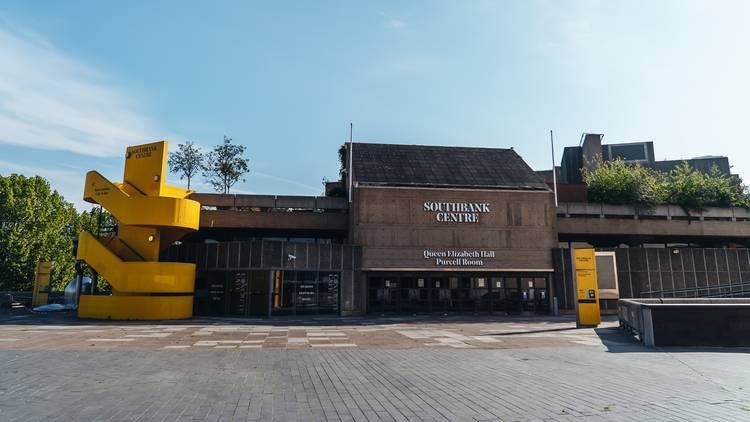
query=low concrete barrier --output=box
[619,298,750,347]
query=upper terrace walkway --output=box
[557,202,750,245]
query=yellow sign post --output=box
[32,261,54,307]
[573,248,601,327]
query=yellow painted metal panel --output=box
[78,295,193,320]
[160,184,194,199]
[574,248,601,327]
[76,233,195,293]
[83,171,200,230]
[123,141,168,197]
[117,225,161,262]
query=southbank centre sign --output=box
[423,201,491,223]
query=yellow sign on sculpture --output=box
[573,248,601,327]
[77,140,201,320]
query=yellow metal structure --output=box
[77,141,200,320]
[32,261,54,307]
[573,248,601,327]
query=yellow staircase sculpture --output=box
[76,141,201,320]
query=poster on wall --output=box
[297,283,316,307]
[230,271,248,315]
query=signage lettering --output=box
[423,249,496,267]
[127,145,158,159]
[423,201,490,223]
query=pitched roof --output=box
[351,142,549,190]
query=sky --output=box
[0,0,748,209]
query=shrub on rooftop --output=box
[582,159,750,212]
[582,158,663,208]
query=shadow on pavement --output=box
[480,326,582,336]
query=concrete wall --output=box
[558,203,750,244]
[199,210,348,231]
[352,186,558,272]
[191,193,349,211]
[619,299,750,347]
[559,217,750,240]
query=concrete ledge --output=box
[619,298,750,347]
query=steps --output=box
[76,141,201,320]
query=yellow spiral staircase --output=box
[76,141,201,320]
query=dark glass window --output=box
[609,144,647,161]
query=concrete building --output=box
[557,133,731,184]
[165,141,750,317]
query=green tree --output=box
[583,159,750,212]
[75,206,116,292]
[664,163,750,212]
[203,136,250,194]
[168,141,205,189]
[0,174,80,291]
[582,159,663,208]
[78,206,117,237]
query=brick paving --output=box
[0,313,749,421]
[0,313,622,351]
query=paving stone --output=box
[1,313,750,420]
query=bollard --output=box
[552,297,559,316]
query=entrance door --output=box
[489,277,506,314]
[272,271,341,316]
[227,271,270,317]
[249,271,270,316]
[504,277,523,314]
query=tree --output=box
[0,174,80,291]
[664,163,750,212]
[78,206,117,238]
[582,159,750,212]
[203,136,250,194]
[582,158,663,208]
[168,141,204,189]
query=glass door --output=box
[431,277,449,313]
[318,272,339,314]
[504,277,522,314]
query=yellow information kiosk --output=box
[76,141,200,320]
[573,248,601,328]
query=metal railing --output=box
[641,281,750,299]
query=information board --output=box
[574,248,601,327]
[297,283,316,307]
[230,271,248,315]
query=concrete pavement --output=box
[0,312,748,421]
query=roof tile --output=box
[351,142,549,190]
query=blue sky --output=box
[0,1,748,209]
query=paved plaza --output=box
[0,312,749,421]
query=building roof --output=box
[351,142,550,190]
[647,156,731,175]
